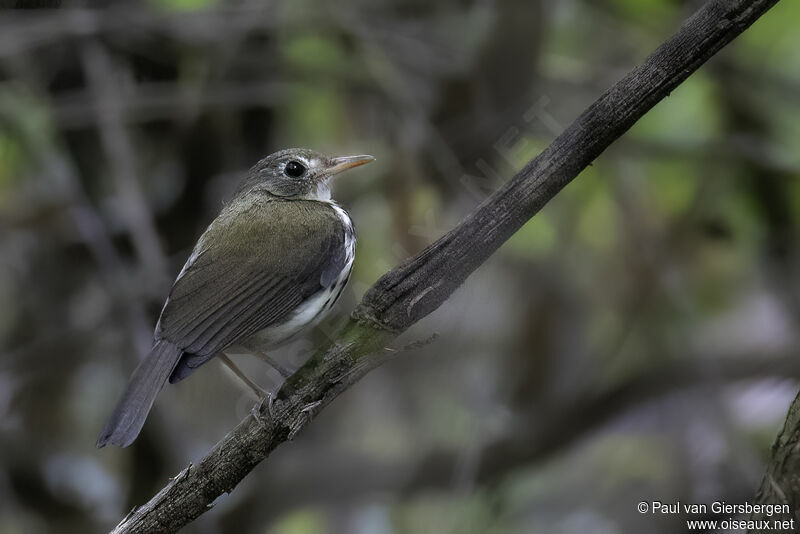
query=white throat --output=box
[305,181,331,201]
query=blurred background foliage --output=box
[1,0,799,533]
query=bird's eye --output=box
[284,161,306,178]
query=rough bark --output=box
[750,392,800,530]
[110,1,781,532]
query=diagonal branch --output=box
[749,391,800,529]
[110,1,780,532]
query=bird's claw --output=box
[252,392,276,427]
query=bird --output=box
[97,148,374,448]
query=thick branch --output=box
[750,392,800,529]
[111,1,780,532]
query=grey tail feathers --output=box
[96,340,182,448]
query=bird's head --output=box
[238,148,375,201]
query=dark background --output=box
[1,1,799,533]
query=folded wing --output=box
[156,198,348,381]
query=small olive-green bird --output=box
[97,148,374,448]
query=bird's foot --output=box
[219,353,270,400]
[266,391,276,418]
[252,392,276,427]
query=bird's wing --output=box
[155,198,348,362]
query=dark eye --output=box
[284,161,306,177]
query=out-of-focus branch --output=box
[109,1,780,532]
[409,352,800,492]
[80,42,169,285]
[227,352,800,523]
[0,7,281,56]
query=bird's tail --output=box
[96,340,182,448]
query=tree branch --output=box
[750,392,800,528]
[110,1,780,532]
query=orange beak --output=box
[327,155,376,175]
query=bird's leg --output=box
[249,350,293,378]
[218,353,268,400]
[226,341,294,378]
